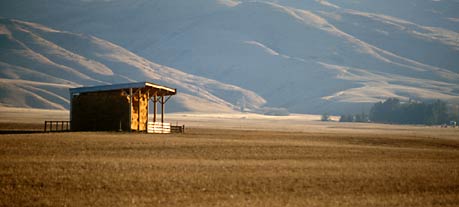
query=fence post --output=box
[43,121,71,132]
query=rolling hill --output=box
[0,18,265,112]
[1,0,458,114]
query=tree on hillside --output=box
[339,114,351,122]
[429,100,448,125]
[448,104,459,123]
[370,98,401,123]
[369,98,450,125]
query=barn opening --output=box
[69,82,177,133]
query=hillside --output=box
[0,18,265,112]
[1,0,458,113]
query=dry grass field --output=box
[1,124,458,206]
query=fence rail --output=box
[171,125,185,133]
[44,121,70,132]
[147,122,171,134]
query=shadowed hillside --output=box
[1,0,458,113]
[0,18,265,112]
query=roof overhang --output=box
[69,82,177,96]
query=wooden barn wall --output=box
[71,91,130,131]
[130,91,149,131]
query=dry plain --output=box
[0,109,458,206]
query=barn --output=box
[69,82,176,133]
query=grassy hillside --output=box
[0,18,265,112]
[1,0,458,113]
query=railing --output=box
[171,125,185,133]
[44,121,70,132]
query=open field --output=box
[1,107,458,206]
[1,124,459,206]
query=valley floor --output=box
[0,120,458,206]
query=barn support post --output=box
[153,93,157,122]
[161,95,165,123]
[159,95,173,124]
[129,88,133,132]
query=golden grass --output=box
[0,128,458,206]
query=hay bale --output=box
[130,90,149,131]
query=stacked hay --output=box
[130,90,149,131]
[71,91,130,131]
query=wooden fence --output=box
[147,122,185,134]
[147,122,171,133]
[171,125,185,133]
[43,121,183,133]
[44,121,71,132]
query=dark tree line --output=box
[369,98,449,125]
[339,113,369,123]
[340,98,458,125]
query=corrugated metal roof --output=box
[69,81,176,95]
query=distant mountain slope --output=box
[1,0,458,113]
[0,18,265,112]
[325,0,459,30]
